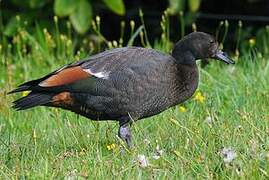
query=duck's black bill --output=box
[214,51,235,64]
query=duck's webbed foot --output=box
[118,118,133,148]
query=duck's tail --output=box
[11,92,53,110]
[8,78,54,110]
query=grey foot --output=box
[118,124,132,148]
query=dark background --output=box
[99,0,269,41]
[1,0,269,43]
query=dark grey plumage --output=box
[69,47,198,120]
[9,32,234,147]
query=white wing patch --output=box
[83,69,110,79]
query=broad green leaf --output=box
[29,0,48,8]
[70,0,92,34]
[185,12,197,25]
[168,0,185,14]
[11,0,48,9]
[11,0,28,8]
[188,0,201,12]
[3,17,20,36]
[103,0,125,15]
[54,0,77,17]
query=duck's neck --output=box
[172,41,196,65]
[173,63,199,104]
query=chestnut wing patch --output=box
[52,92,74,106]
[39,66,91,87]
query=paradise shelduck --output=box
[9,32,234,147]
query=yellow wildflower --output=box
[106,143,116,151]
[194,91,205,103]
[249,38,256,47]
[179,106,187,112]
[22,91,30,97]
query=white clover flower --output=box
[137,154,149,168]
[205,116,213,124]
[221,147,237,163]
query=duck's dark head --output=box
[172,32,235,65]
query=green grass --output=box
[1,17,269,179]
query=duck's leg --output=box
[118,117,132,148]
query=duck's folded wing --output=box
[9,48,130,93]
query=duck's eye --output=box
[210,40,214,44]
